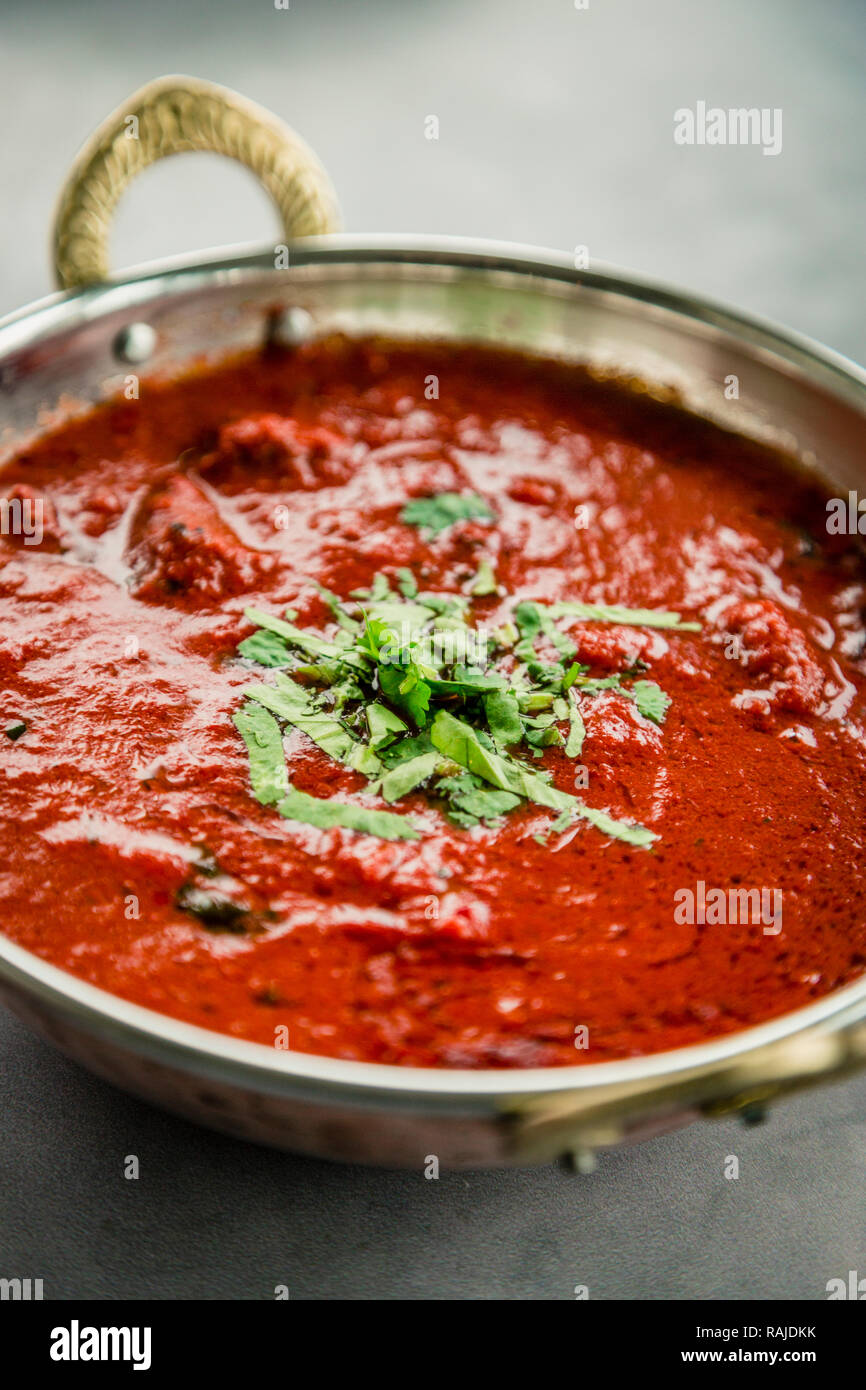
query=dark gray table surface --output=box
[1,0,864,1300]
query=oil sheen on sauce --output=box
[1,338,865,1068]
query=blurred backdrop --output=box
[2,0,864,360]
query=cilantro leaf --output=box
[244,607,350,662]
[311,582,362,634]
[632,680,671,725]
[401,492,494,536]
[396,568,418,598]
[232,702,289,806]
[377,660,432,728]
[366,702,408,749]
[237,628,293,667]
[234,570,674,848]
[347,743,384,777]
[469,558,499,596]
[565,692,586,758]
[276,789,420,841]
[378,732,436,767]
[549,601,701,631]
[380,751,440,803]
[430,710,655,847]
[484,689,523,746]
[437,772,521,827]
[574,674,623,695]
[242,675,357,762]
[515,600,577,661]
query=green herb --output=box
[232,702,289,805]
[574,674,623,695]
[237,628,293,667]
[377,659,433,729]
[351,572,393,602]
[430,710,653,846]
[5,719,26,741]
[484,689,523,746]
[469,558,499,596]
[548,601,701,631]
[244,607,349,662]
[366,702,408,749]
[632,680,672,725]
[347,743,384,777]
[516,690,556,712]
[312,582,361,634]
[377,732,436,766]
[565,692,586,758]
[524,725,564,749]
[396,568,419,599]
[176,884,251,933]
[491,623,515,651]
[562,662,584,692]
[242,676,357,762]
[437,772,521,828]
[515,600,577,661]
[426,668,505,697]
[276,789,420,841]
[232,572,691,847]
[401,491,494,536]
[380,751,441,803]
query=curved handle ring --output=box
[53,74,341,289]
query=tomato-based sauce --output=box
[2,337,865,1067]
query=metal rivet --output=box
[113,322,157,364]
[564,1147,598,1174]
[268,306,313,348]
[740,1103,768,1127]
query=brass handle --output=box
[53,74,341,290]
[508,1015,866,1165]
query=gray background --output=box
[1,0,864,1300]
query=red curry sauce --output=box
[1,338,865,1067]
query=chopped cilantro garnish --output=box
[231,572,695,845]
[380,751,440,803]
[366,702,408,749]
[437,773,521,828]
[548,601,700,631]
[400,491,494,536]
[484,689,523,746]
[311,581,361,634]
[396,568,419,599]
[515,600,577,661]
[277,789,420,841]
[243,675,357,762]
[469,558,499,596]
[632,680,672,725]
[232,702,289,806]
[377,659,433,729]
[429,709,654,845]
[565,692,586,758]
[237,628,292,667]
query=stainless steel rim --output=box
[2,231,866,1105]
[4,233,866,410]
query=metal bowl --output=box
[1,80,865,1167]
